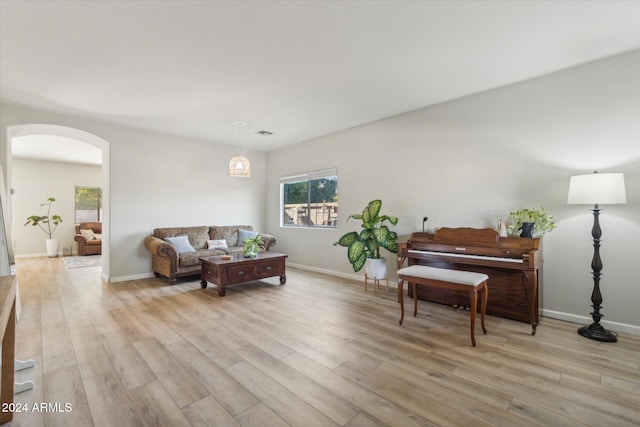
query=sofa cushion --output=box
[238,228,259,244]
[154,226,209,250]
[165,236,196,254]
[209,225,253,247]
[179,249,222,267]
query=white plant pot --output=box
[365,258,387,280]
[46,238,60,258]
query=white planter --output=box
[365,258,387,280]
[46,238,60,258]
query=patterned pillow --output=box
[165,235,196,254]
[207,239,228,250]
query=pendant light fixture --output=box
[229,121,250,178]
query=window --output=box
[281,168,337,228]
[75,186,102,223]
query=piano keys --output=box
[398,227,541,334]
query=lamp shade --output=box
[229,156,250,177]
[567,172,626,205]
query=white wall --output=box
[265,50,640,331]
[12,158,101,255]
[0,104,267,281]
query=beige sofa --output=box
[144,225,276,285]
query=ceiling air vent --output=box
[257,130,273,135]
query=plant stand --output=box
[364,273,388,292]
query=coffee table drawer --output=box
[256,260,282,276]
[202,265,218,282]
[227,265,257,283]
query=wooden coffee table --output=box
[200,252,288,297]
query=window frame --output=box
[74,186,103,223]
[280,168,338,229]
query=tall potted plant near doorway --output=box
[24,197,63,257]
[334,199,398,279]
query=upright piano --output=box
[398,227,541,334]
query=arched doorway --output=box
[6,124,111,281]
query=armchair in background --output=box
[74,222,102,256]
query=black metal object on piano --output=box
[422,216,428,232]
[397,227,541,334]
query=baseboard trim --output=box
[15,253,52,258]
[110,272,154,283]
[542,309,640,336]
[288,262,364,283]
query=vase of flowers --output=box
[507,207,556,238]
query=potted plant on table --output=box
[507,206,556,237]
[334,199,398,279]
[24,197,63,257]
[243,235,263,259]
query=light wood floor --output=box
[6,257,640,426]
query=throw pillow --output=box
[165,235,196,254]
[207,239,228,250]
[93,234,102,240]
[237,229,259,245]
[80,229,96,240]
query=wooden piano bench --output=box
[397,265,489,347]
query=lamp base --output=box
[578,323,617,342]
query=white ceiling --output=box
[2,1,640,161]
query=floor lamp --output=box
[567,171,626,342]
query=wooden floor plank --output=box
[166,340,260,416]
[181,396,242,427]
[132,337,209,408]
[68,325,113,380]
[42,365,94,427]
[235,343,361,425]
[127,380,192,427]
[234,402,291,427]
[225,360,341,427]
[98,329,157,391]
[82,371,141,427]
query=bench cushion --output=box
[397,265,488,287]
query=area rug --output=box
[63,255,102,269]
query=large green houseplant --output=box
[334,199,398,278]
[507,206,556,237]
[24,197,63,257]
